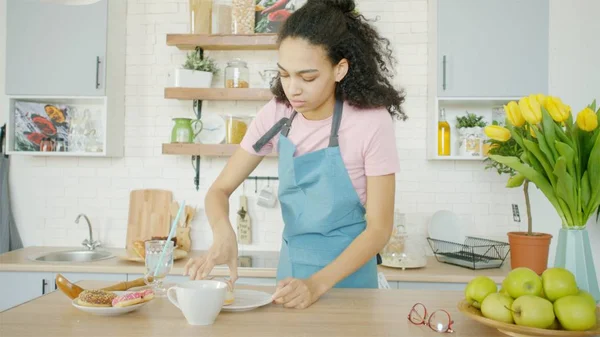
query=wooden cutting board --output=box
[125,189,173,256]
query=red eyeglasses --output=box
[407,303,455,333]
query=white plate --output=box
[197,113,226,144]
[71,291,150,316]
[428,210,465,244]
[221,289,272,312]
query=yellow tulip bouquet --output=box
[485,94,600,229]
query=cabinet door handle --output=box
[442,55,447,90]
[41,279,48,295]
[95,56,101,89]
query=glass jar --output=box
[225,59,249,88]
[190,0,213,34]
[231,0,255,34]
[54,137,66,152]
[212,0,232,34]
[225,115,250,144]
[171,118,194,143]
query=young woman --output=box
[184,0,407,309]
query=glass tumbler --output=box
[144,240,174,297]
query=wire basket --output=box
[427,236,510,270]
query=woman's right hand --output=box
[183,226,239,283]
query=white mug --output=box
[167,280,227,326]
[257,187,277,208]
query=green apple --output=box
[541,267,578,302]
[481,293,515,324]
[504,267,543,299]
[511,295,555,329]
[554,295,597,331]
[577,289,597,310]
[499,287,511,297]
[465,276,497,309]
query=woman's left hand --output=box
[271,277,327,309]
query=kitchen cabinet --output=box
[3,0,126,157]
[436,0,549,97]
[6,0,108,96]
[0,271,53,312]
[0,271,127,312]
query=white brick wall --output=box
[5,0,526,253]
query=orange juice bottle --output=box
[438,108,451,156]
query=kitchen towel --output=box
[0,124,23,254]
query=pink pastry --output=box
[112,291,143,307]
[139,289,155,303]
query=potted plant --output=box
[484,122,553,275]
[173,48,219,88]
[456,111,487,157]
[486,94,600,303]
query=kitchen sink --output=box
[32,250,114,263]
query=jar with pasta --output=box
[231,0,255,34]
[225,115,250,144]
[225,59,249,88]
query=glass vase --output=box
[553,227,600,304]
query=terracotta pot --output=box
[507,231,552,275]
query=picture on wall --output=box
[254,0,306,33]
[13,101,70,152]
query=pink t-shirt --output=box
[240,99,400,205]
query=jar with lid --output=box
[225,59,249,88]
[380,212,427,269]
[231,0,254,34]
[380,215,407,262]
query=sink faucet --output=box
[75,213,101,250]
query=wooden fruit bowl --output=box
[457,300,600,337]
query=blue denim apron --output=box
[252,100,378,288]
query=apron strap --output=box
[251,112,298,153]
[252,100,342,152]
[328,99,343,147]
[281,111,298,137]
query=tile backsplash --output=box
[3,0,525,252]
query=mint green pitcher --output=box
[171,118,202,143]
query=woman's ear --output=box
[335,58,349,82]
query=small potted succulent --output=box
[173,49,219,88]
[456,111,487,157]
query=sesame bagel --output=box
[77,290,117,307]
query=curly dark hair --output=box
[271,0,407,121]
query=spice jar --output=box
[225,59,249,88]
[54,137,66,152]
[231,0,254,34]
[40,137,54,152]
[226,115,250,144]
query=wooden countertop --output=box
[0,246,510,283]
[0,281,506,337]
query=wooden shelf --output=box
[429,155,486,161]
[167,34,278,50]
[164,88,273,101]
[162,143,277,157]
